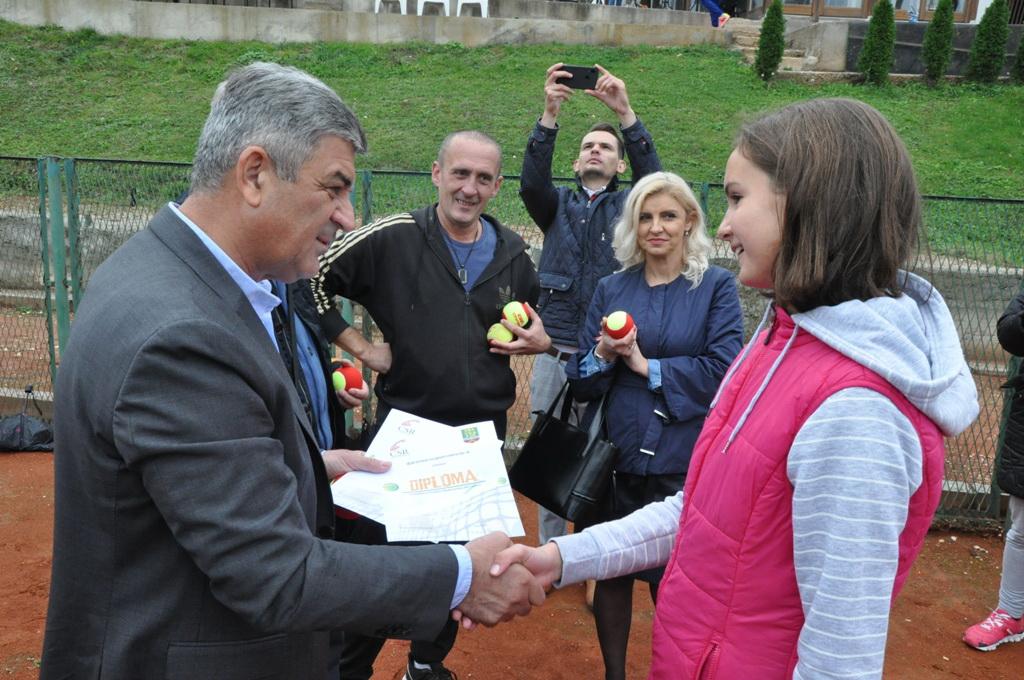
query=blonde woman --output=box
[565,171,743,680]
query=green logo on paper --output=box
[383,483,400,492]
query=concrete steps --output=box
[726,17,818,72]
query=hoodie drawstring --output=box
[720,309,800,455]
[710,303,773,411]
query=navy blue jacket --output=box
[566,265,743,476]
[519,119,662,348]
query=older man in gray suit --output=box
[40,62,543,680]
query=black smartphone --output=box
[556,65,599,90]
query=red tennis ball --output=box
[332,365,364,392]
[603,311,635,340]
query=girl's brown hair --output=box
[736,98,922,313]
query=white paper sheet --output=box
[330,409,524,542]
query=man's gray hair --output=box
[190,62,367,193]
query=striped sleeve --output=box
[788,387,923,680]
[551,491,681,587]
[310,213,410,341]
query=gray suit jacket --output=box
[41,207,458,680]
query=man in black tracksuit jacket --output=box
[311,131,549,680]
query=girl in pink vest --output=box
[486,98,980,678]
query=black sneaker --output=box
[403,659,457,680]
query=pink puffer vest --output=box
[648,309,944,679]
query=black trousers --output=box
[333,405,507,679]
[334,517,460,679]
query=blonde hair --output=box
[612,171,712,288]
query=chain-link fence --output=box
[1,157,52,409]
[2,158,1022,525]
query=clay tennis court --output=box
[2,452,1023,678]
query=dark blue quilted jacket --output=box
[519,119,661,348]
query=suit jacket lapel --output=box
[147,206,322,453]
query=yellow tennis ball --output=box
[487,323,514,343]
[332,370,347,392]
[603,311,635,340]
[502,301,529,327]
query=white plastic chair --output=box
[456,0,488,16]
[375,0,406,13]
[417,0,449,15]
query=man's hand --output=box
[587,64,637,128]
[488,303,551,356]
[453,532,546,629]
[454,541,564,630]
[332,358,370,409]
[540,63,574,128]
[321,448,391,480]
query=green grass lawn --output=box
[1,20,1022,199]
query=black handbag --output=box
[0,385,54,452]
[509,380,617,524]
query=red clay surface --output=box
[2,452,1024,679]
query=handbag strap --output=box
[586,392,610,442]
[542,379,573,421]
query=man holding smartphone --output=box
[518,63,662,549]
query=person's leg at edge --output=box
[700,0,727,26]
[998,495,1024,618]
[593,576,635,680]
[963,495,1024,650]
[405,413,505,679]
[530,352,571,544]
[405,619,459,678]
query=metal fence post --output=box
[36,158,59,387]
[45,157,72,366]
[63,158,83,310]
[699,182,710,219]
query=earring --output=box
[684,230,691,236]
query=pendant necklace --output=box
[450,223,482,285]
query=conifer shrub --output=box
[965,0,1010,83]
[921,0,955,84]
[755,0,786,82]
[858,0,896,85]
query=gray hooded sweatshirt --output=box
[552,272,979,679]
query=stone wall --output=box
[1,0,729,48]
[845,20,1023,75]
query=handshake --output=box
[453,532,566,629]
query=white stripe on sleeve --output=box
[789,388,922,680]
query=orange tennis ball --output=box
[603,311,635,340]
[332,365,364,392]
[487,322,515,343]
[502,301,529,328]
